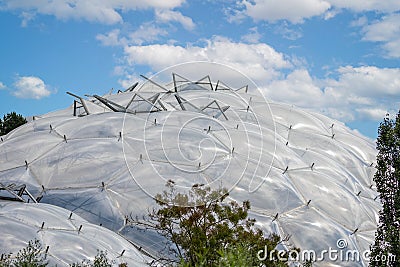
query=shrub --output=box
[130,182,287,266]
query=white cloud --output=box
[123,37,292,83]
[224,6,247,24]
[238,0,400,24]
[96,29,125,46]
[355,108,389,121]
[241,27,262,43]
[118,36,400,122]
[362,14,400,42]
[0,82,5,89]
[242,0,331,23]
[323,8,340,20]
[155,9,195,30]
[128,23,169,45]
[350,16,368,27]
[119,38,397,122]
[361,13,400,58]
[273,22,303,40]
[2,0,186,24]
[264,69,324,108]
[95,22,399,123]
[118,73,141,89]
[4,1,121,24]
[334,65,400,98]
[12,76,52,99]
[19,11,35,27]
[97,23,169,47]
[328,0,400,13]
[262,65,400,121]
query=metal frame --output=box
[65,73,248,119]
[0,183,37,203]
[201,100,230,120]
[140,75,171,93]
[195,75,213,91]
[67,92,90,116]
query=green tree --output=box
[71,251,127,267]
[0,239,48,267]
[370,112,400,266]
[0,242,125,267]
[0,112,27,136]
[131,182,288,266]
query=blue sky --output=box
[0,0,399,139]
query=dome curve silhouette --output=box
[0,64,380,266]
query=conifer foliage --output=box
[370,112,400,266]
[0,112,27,136]
[131,182,287,266]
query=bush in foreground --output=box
[131,182,289,266]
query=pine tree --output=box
[370,112,400,266]
[0,112,27,136]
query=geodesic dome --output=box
[0,64,380,266]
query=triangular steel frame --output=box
[125,92,166,113]
[195,75,214,91]
[67,91,90,116]
[201,100,230,120]
[0,183,37,203]
[140,75,172,93]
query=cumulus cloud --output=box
[118,73,141,90]
[264,69,324,108]
[333,66,400,98]
[123,37,292,83]
[241,27,262,43]
[355,108,389,121]
[224,6,247,24]
[0,82,5,89]
[155,9,195,30]
[116,36,400,122]
[242,0,331,23]
[262,65,400,121]
[96,29,124,46]
[360,13,400,58]
[128,23,169,45]
[12,76,52,99]
[2,0,186,24]
[237,0,400,24]
[97,24,168,47]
